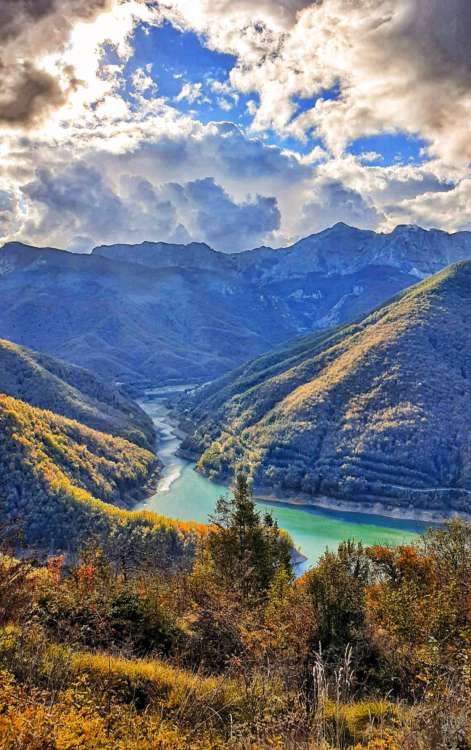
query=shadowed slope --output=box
[0,394,201,563]
[181,262,471,515]
[0,338,155,448]
[3,223,471,385]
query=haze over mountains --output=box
[180,261,471,516]
[2,223,471,385]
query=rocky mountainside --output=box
[179,262,471,516]
[241,223,471,281]
[0,338,155,448]
[0,241,293,384]
[1,224,471,385]
[95,223,471,280]
[94,240,231,274]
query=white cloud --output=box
[381,179,471,234]
[175,82,208,104]
[0,0,469,251]
[132,65,158,96]
[157,0,471,166]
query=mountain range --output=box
[2,223,471,385]
[179,261,471,516]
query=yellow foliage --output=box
[0,393,206,565]
[319,700,399,746]
[0,667,225,749]
[66,648,242,721]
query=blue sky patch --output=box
[348,133,430,166]
[105,20,433,169]
[116,22,259,124]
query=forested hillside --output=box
[0,394,200,566]
[0,338,155,449]
[180,261,471,515]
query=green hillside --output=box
[181,262,471,514]
[0,338,155,449]
[0,394,201,565]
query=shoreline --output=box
[138,387,471,530]
[187,470,462,525]
[175,449,467,526]
[253,489,471,525]
[119,463,162,508]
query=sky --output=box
[0,0,470,253]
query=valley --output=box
[2,5,470,744]
[181,261,471,517]
[1,246,470,750]
[137,387,426,570]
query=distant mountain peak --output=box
[391,223,429,235]
[329,221,356,231]
[2,227,471,389]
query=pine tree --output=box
[207,473,292,598]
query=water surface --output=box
[138,389,429,572]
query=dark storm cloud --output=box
[0,0,112,128]
[393,0,471,89]
[302,178,382,233]
[163,177,281,252]
[21,164,281,252]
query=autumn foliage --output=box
[0,514,470,748]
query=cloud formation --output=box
[0,0,469,251]
[0,0,115,128]
[160,0,471,165]
[20,161,281,252]
[301,178,383,234]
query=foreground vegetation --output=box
[1,476,469,748]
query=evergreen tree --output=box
[207,473,292,598]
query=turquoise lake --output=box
[137,389,430,571]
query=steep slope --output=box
[0,393,200,564]
[180,262,471,515]
[2,224,471,386]
[0,338,155,448]
[243,223,471,281]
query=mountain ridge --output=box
[2,223,471,385]
[178,260,471,515]
[0,338,155,448]
[92,222,471,279]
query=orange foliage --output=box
[367,544,434,585]
[47,556,64,585]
